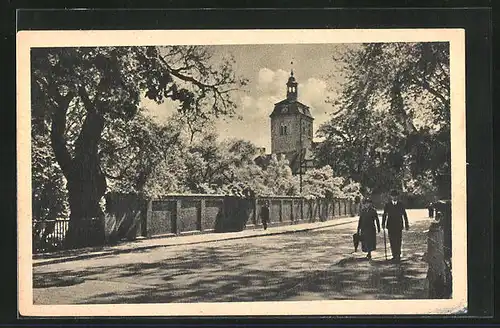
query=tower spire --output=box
[286,60,298,100]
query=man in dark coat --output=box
[261,200,270,230]
[382,190,409,262]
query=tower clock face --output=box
[282,106,288,113]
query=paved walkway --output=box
[33,216,359,266]
[32,210,431,304]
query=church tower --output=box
[269,69,314,156]
[286,70,298,101]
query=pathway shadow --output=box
[337,257,369,267]
[33,219,432,304]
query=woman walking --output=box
[357,198,381,260]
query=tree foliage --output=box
[300,165,361,200]
[32,134,69,221]
[100,109,186,197]
[316,42,450,196]
[31,45,246,246]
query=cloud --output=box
[256,68,289,97]
[141,66,339,151]
[300,78,329,108]
[141,96,179,124]
[217,68,339,150]
[257,68,275,86]
[298,77,338,132]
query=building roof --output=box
[254,148,316,175]
[269,99,314,119]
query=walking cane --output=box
[383,228,388,260]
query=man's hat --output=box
[390,190,399,197]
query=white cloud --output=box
[257,68,275,86]
[140,66,339,151]
[217,68,339,149]
[298,77,338,133]
[300,78,328,108]
[241,95,254,109]
[141,96,179,124]
[256,68,289,96]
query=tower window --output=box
[280,124,288,136]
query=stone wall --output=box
[102,193,358,242]
[145,195,357,237]
[426,200,452,299]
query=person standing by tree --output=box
[382,190,410,262]
[357,198,380,260]
[261,200,270,230]
[427,202,435,218]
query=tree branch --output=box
[78,85,94,112]
[157,52,218,90]
[410,74,449,110]
[324,126,350,144]
[50,91,76,177]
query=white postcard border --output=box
[17,28,467,316]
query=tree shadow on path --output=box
[33,219,430,304]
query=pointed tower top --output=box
[290,61,294,77]
[286,61,298,101]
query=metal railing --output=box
[32,217,107,253]
[32,219,70,253]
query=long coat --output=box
[382,201,409,231]
[260,205,270,223]
[357,207,380,252]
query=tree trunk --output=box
[64,109,107,248]
[50,91,107,248]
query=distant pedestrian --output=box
[261,200,270,230]
[427,202,434,218]
[357,198,380,260]
[382,190,409,263]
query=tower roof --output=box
[270,66,313,119]
[287,70,297,85]
[269,99,314,119]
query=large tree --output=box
[100,109,186,197]
[316,42,450,196]
[31,46,246,246]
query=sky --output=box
[141,44,350,151]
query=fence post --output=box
[309,200,313,222]
[175,199,181,234]
[318,199,323,221]
[300,198,305,221]
[268,199,273,224]
[199,199,205,232]
[279,199,284,223]
[253,198,258,226]
[291,199,295,223]
[146,200,153,237]
[316,199,320,222]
